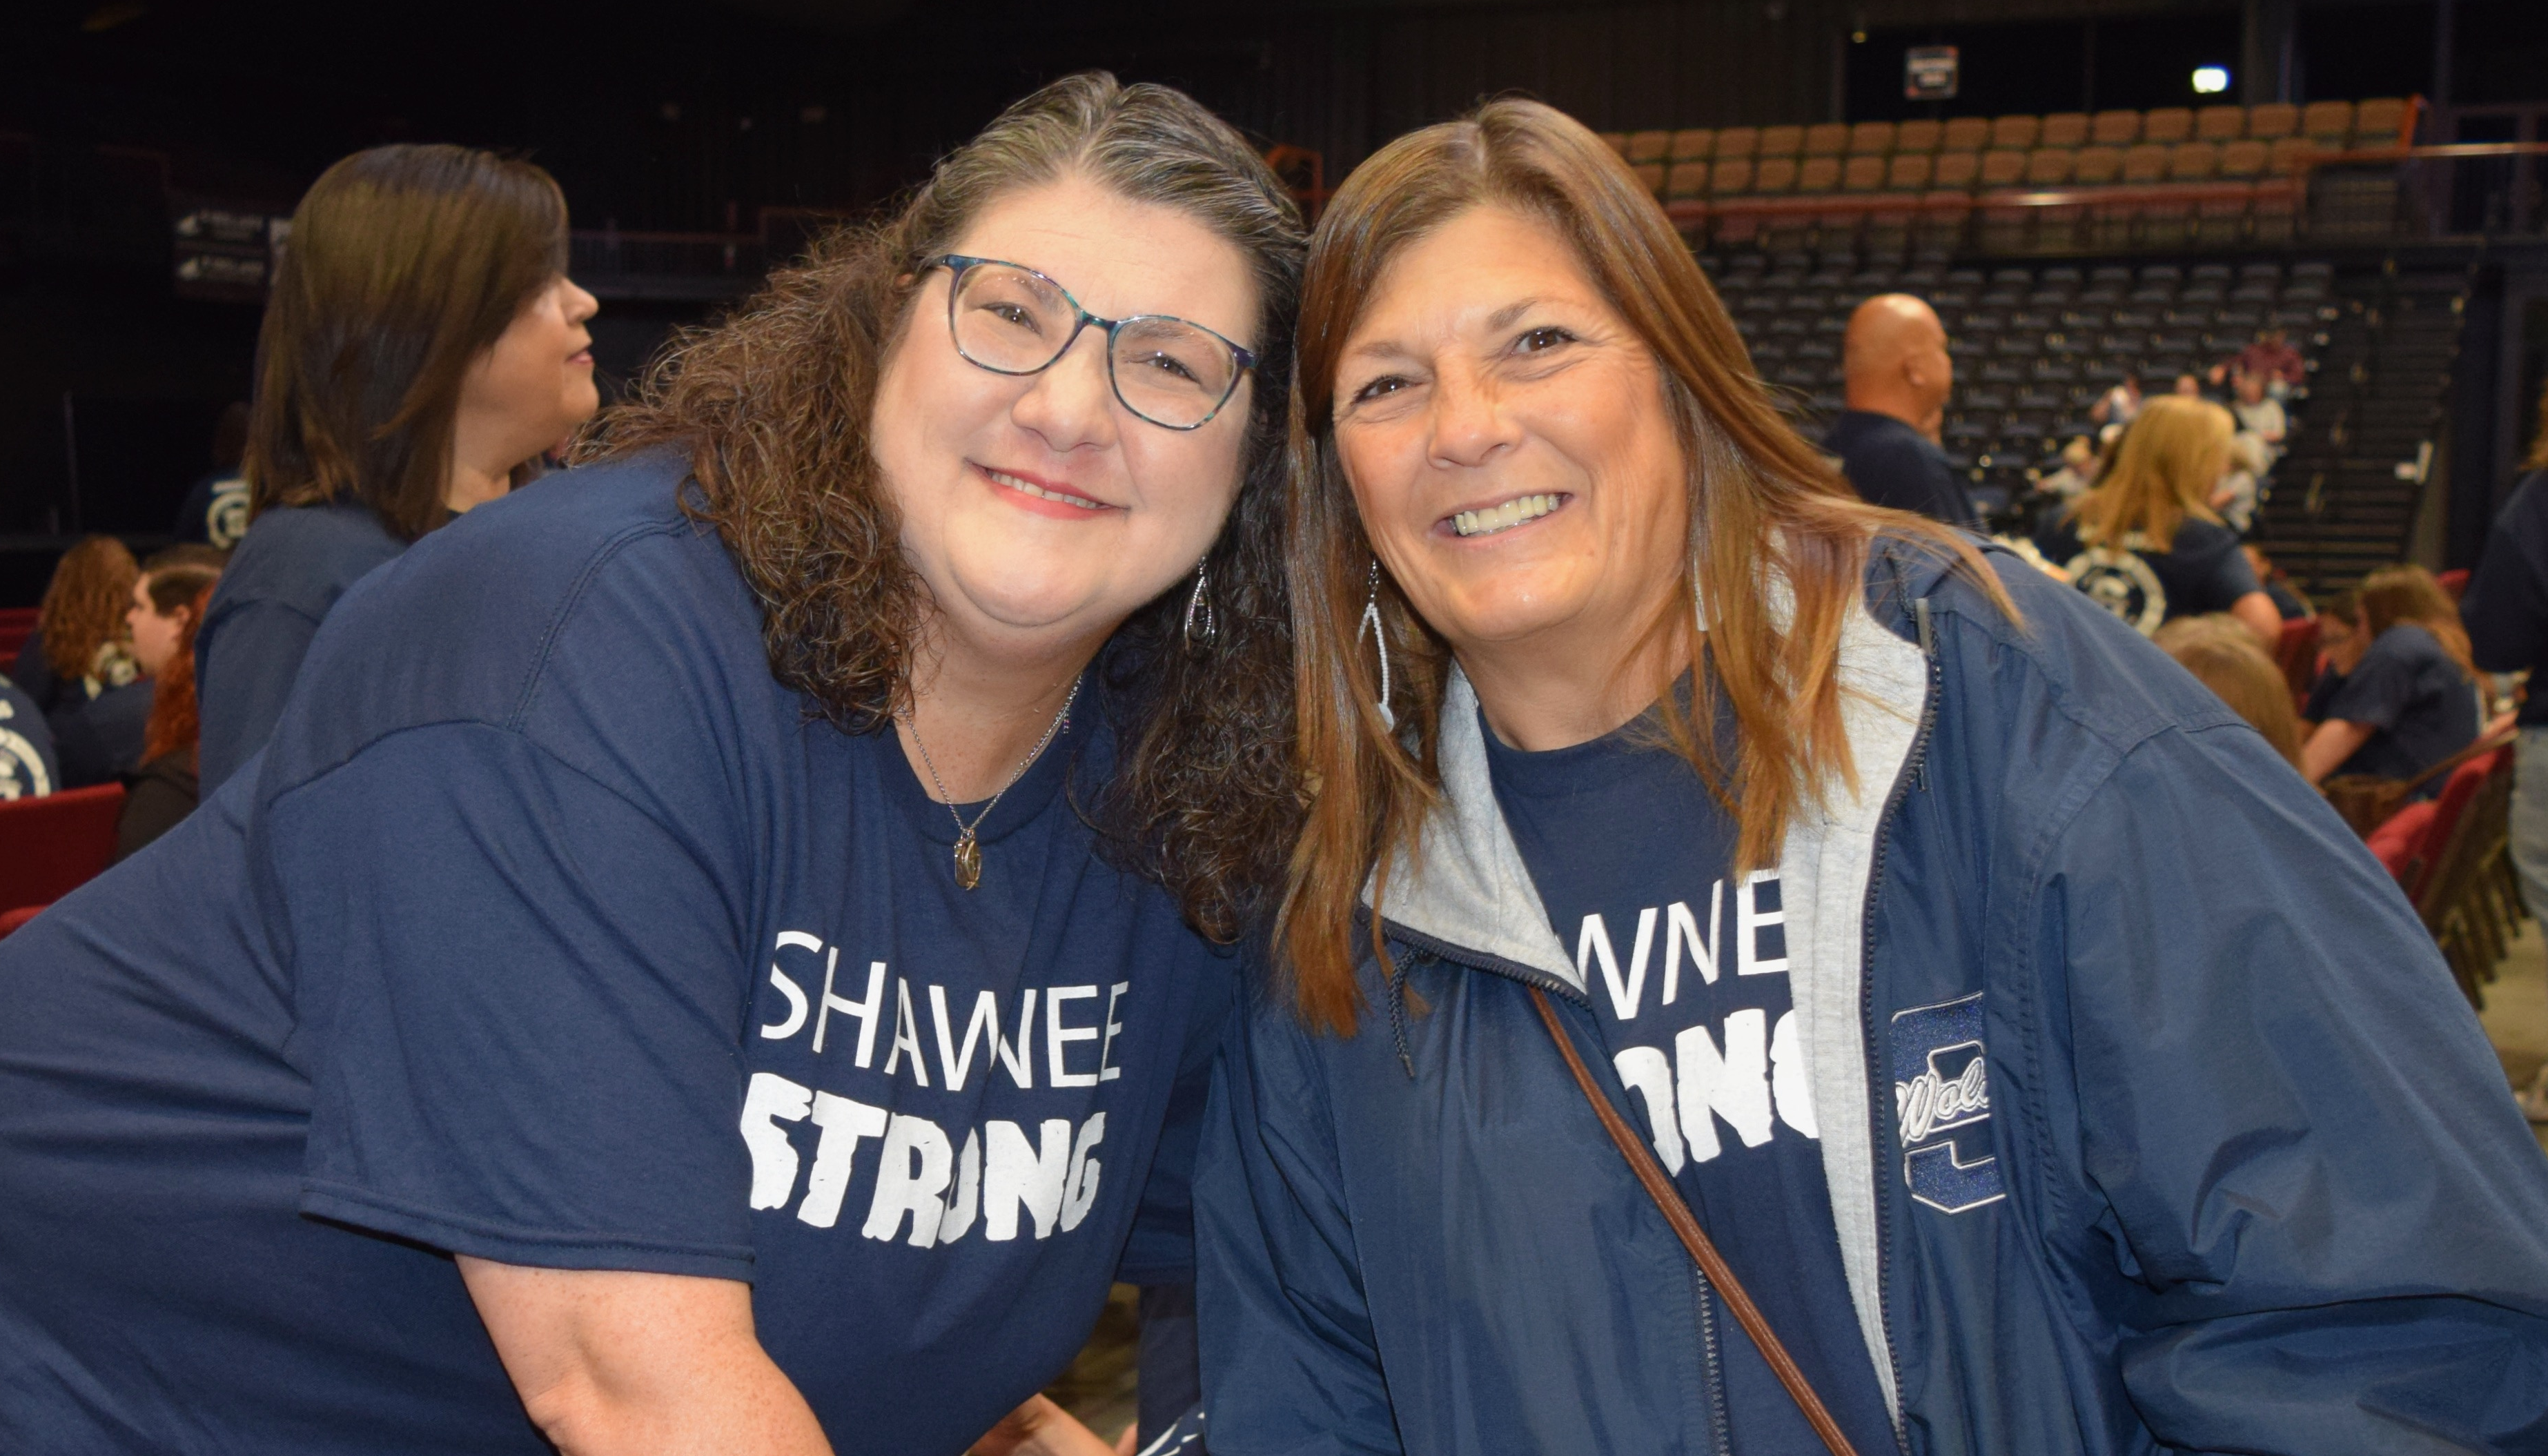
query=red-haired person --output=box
[115,548,223,859]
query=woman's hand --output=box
[969,1395,1135,1456]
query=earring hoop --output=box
[1182,557,1217,656]
[1356,560,1395,731]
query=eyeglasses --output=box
[928,255,1257,431]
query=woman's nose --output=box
[1010,328,1121,453]
[1427,368,1518,470]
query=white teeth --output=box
[987,468,1104,510]
[1451,494,1562,538]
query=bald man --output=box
[1821,293,1979,528]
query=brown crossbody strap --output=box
[1528,985,1861,1456]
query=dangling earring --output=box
[1182,556,1217,656]
[1355,560,1395,731]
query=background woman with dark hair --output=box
[112,547,224,860]
[17,534,146,787]
[0,73,1299,1456]
[194,143,600,794]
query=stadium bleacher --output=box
[1607,99,2418,256]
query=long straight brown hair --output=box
[246,144,568,542]
[1277,98,2007,1035]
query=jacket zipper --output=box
[1694,1268,1734,1456]
[1859,597,1941,1456]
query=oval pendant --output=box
[953,833,982,890]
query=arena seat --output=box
[1848,121,1896,155]
[1894,119,1943,153]
[1758,125,1805,159]
[2355,97,2412,146]
[2196,105,2247,141]
[1804,123,1849,157]
[1932,151,1981,189]
[2025,148,2074,186]
[1842,155,1886,192]
[1715,127,1761,161]
[1754,157,1799,194]
[1941,117,1992,153]
[0,783,126,916]
[1992,115,2040,151]
[1887,153,1933,190]
[1633,161,1665,196]
[2143,108,2195,145]
[1666,161,1709,200]
[2302,100,2356,144]
[2090,110,2141,146]
[1980,149,2027,187]
[2248,103,2300,140]
[1671,128,1715,161]
[2040,112,2089,148]
[1627,130,1671,164]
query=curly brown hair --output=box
[37,535,139,684]
[582,73,1305,941]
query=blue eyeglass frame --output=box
[928,254,1257,431]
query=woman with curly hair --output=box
[14,535,144,785]
[0,74,1300,1456]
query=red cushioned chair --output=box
[2436,568,2469,602]
[0,784,127,931]
[2273,616,2320,709]
[0,607,37,666]
[2366,799,2438,882]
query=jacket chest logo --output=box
[1888,992,2007,1214]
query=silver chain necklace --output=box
[900,677,1081,890]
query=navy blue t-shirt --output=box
[1824,409,1978,528]
[195,500,407,795]
[1482,699,1897,1455]
[0,455,1231,1454]
[173,467,252,549]
[2035,512,2260,636]
[2324,622,2480,787]
[50,677,151,787]
[0,676,59,798]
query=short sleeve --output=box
[268,720,757,1280]
[197,598,324,795]
[2204,538,2262,609]
[2324,635,2417,731]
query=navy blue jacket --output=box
[1196,538,2548,1455]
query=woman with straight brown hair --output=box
[1194,99,2548,1456]
[195,143,600,794]
[2035,393,2281,644]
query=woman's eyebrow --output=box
[1484,296,1544,331]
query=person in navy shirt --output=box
[170,402,251,549]
[2302,565,2481,791]
[195,144,600,794]
[0,674,57,799]
[1481,694,1898,1454]
[1823,293,1977,528]
[0,74,1302,1456]
[2034,395,2280,643]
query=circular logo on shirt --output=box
[2065,545,2168,637]
[0,726,50,800]
[207,478,250,550]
